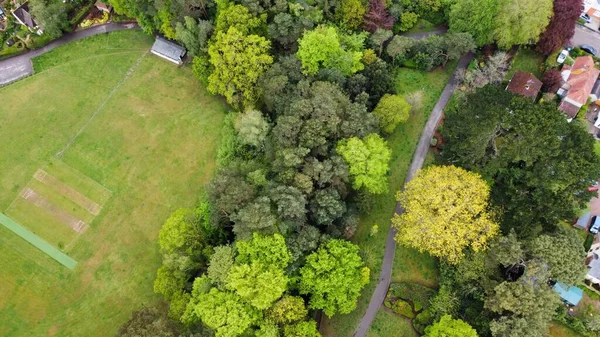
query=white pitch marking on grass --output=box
[56,51,149,158]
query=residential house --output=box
[506,71,542,99]
[11,3,42,35]
[94,1,112,13]
[150,36,186,65]
[558,56,600,121]
[553,282,584,306]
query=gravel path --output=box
[353,51,475,337]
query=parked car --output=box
[557,50,569,64]
[591,216,600,234]
[580,44,598,56]
[581,13,592,23]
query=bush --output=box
[393,299,414,318]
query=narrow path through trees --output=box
[353,52,474,337]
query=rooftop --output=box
[150,37,186,63]
[506,71,542,99]
[565,56,600,106]
[553,282,583,306]
[559,100,581,119]
[12,3,37,29]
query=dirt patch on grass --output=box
[34,169,103,215]
[21,188,88,233]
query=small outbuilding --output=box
[150,37,186,65]
[94,1,112,13]
[553,282,583,306]
[11,3,41,34]
[506,71,542,100]
[576,212,593,230]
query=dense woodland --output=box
[95,0,600,336]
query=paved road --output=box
[353,52,475,337]
[570,24,600,50]
[0,22,139,87]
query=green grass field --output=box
[321,64,455,337]
[505,48,545,80]
[549,322,585,337]
[0,30,228,336]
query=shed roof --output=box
[506,71,542,99]
[559,100,581,119]
[12,3,37,29]
[94,1,112,12]
[553,282,583,306]
[151,37,186,63]
[576,212,593,229]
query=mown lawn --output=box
[505,47,545,80]
[321,64,456,337]
[368,309,419,337]
[0,30,228,336]
[549,322,585,337]
[405,19,440,34]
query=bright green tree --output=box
[373,94,411,134]
[299,239,370,317]
[235,233,292,269]
[337,133,392,194]
[193,288,260,337]
[296,25,364,76]
[424,315,478,337]
[283,320,322,337]
[493,0,553,49]
[267,296,308,325]
[449,0,498,46]
[208,27,273,107]
[226,262,288,309]
[214,0,265,34]
[393,165,499,263]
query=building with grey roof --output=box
[150,37,186,65]
[11,3,41,35]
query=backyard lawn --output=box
[505,47,545,80]
[0,30,228,336]
[549,322,585,337]
[321,64,456,337]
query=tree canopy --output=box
[424,315,479,337]
[299,239,370,317]
[393,165,499,263]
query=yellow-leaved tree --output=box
[392,165,498,263]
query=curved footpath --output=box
[0,22,139,87]
[354,52,475,337]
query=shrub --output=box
[393,299,414,318]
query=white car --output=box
[557,50,569,64]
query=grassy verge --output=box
[405,19,439,34]
[549,322,585,337]
[505,47,545,80]
[0,30,228,336]
[368,309,419,337]
[321,64,456,337]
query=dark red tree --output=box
[542,69,563,93]
[362,0,394,33]
[536,0,584,55]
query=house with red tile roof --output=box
[559,56,600,120]
[506,71,542,99]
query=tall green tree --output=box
[449,0,498,46]
[296,25,364,76]
[226,262,288,309]
[393,165,499,263]
[299,239,370,317]
[337,134,392,194]
[373,94,411,134]
[207,27,273,107]
[29,0,68,39]
[493,0,553,49]
[193,288,260,337]
[175,17,213,57]
[442,86,600,237]
[530,229,586,285]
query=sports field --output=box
[0,30,227,336]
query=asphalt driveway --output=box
[0,23,139,88]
